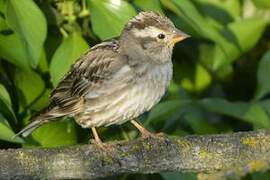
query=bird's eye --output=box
[157,33,165,39]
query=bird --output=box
[16,11,190,147]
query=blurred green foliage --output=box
[0,0,270,179]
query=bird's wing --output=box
[16,40,130,137]
[48,40,130,117]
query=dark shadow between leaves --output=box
[192,1,234,25]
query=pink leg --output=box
[130,120,152,138]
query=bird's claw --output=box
[141,131,166,139]
[90,139,114,155]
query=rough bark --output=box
[0,130,270,179]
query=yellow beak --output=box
[169,31,190,46]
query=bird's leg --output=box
[90,127,115,157]
[91,127,104,147]
[130,120,153,138]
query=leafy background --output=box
[0,0,270,179]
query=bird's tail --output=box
[15,104,62,137]
[15,118,45,137]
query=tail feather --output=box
[15,113,65,137]
[15,118,45,137]
[15,102,71,137]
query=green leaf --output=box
[88,0,136,40]
[145,100,191,126]
[133,0,163,13]
[0,16,9,32]
[0,0,6,31]
[199,98,270,128]
[31,89,50,111]
[168,0,237,71]
[184,108,218,134]
[213,17,267,70]
[31,120,77,147]
[180,63,212,92]
[252,0,270,8]
[166,0,266,71]
[37,49,49,73]
[227,17,266,52]
[0,113,23,143]
[169,0,227,42]
[196,0,241,23]
[255,51,270,100]
[14,70,45,110]
[0,84,11,109]
[6,0,47,67]
[0,0,6,12]
[0,83,17,123]
[0,0,7,30]
[260,100,270,116]
[50,32,89,86]
[251,171,270,180]
[161,172,197,180]
[0,33,30,70]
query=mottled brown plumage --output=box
[125,11,174,31]
[16,11,190,144]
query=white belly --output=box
[76,62,172,128]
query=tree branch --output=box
[1,130,270,179]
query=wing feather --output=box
[16,40,131,137]
[48,40,127,117]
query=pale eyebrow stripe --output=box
[132,26,163,38]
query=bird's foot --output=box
[90,139,115,155]
[140,130,153,138]
[89,127,115,154]
[141,131,166,139]
[130,119,166,139]
[89,139,121,165]
[155,132,166,138]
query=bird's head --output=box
[120,11,190,63]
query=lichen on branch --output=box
[0,130,269,179]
